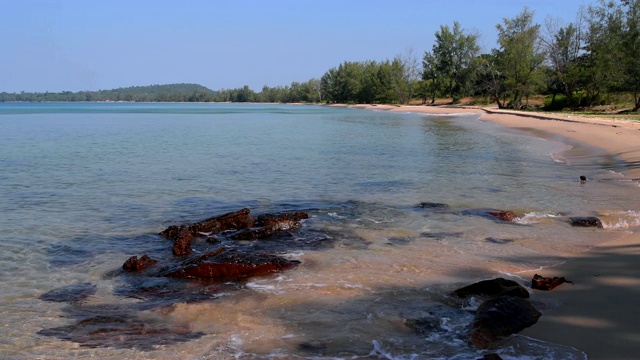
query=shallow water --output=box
[0,102,638,359]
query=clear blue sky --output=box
[1,0,591,93]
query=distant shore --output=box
[341,103,640,359]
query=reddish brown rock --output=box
[453,278,530,299]
[122,255,158,272]
[163,248,300,280]
[487,211,524,222]
[172,225,193,256]
[531,274,572,290]
[470,296,541,349]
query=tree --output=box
[427,22,480,102]
[422,51,441,104]
[542,11,588,108]
[590,0,640,110]
[495,8,546,108]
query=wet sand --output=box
[342,103,640,360]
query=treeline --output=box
[319,0,640,110]
[0,83,215,103]
[3,1,640,111]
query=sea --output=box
[1,102,639,360]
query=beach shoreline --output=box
[342,103,640,359]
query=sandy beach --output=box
[346,104,640,359]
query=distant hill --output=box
[0,83,215,102]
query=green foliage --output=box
[425,22,480,102]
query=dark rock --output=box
[405,317,441,335]
[162,247,300,280]
[570,216,603,228]
[417,202,449,209]
[255,211,309,227]
[40,283,97,303]
[172,225,193,256]
[160,208,256,239]
[532,274,572,290]
[229,219,302,240]
[487,211,524,222]
[122,255,158,272]
[453,278,530,299]
[476,354,503,360]
[470,296,541,349]
[37,315,204,350]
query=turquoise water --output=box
[0,102,638,359]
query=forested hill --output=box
[0,83,215,102]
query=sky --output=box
[1,0,592,93]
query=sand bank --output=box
[342,103,640,359]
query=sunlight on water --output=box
[0,103,637,359]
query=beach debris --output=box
[161,247,300,280]
[569,216,604,228]
[470,296,541,349]
[40,283,97,303]
[531,274,572,290]
[487,210,524,222]
[122,255,158,272]
[453,278,530,299]
[579,175,587,183]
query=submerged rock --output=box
[531,274,572,291]
[37,315,204,350]
[40,283,97,303]
[487,211,524,222]
[470,296,541,349]
[453,278,530,299]
[416,202,449,209]
[570,216,603,228]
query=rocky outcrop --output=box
[531,274,572,290]
[171,225,194,256]
[162,247,300,280]
[230,219,302,240]
[453,278,530,299]
[470,296,541,349]
[124,209,308,282]
[570,216,603,228]
[159,208,256,239]
[122,255,158,272]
